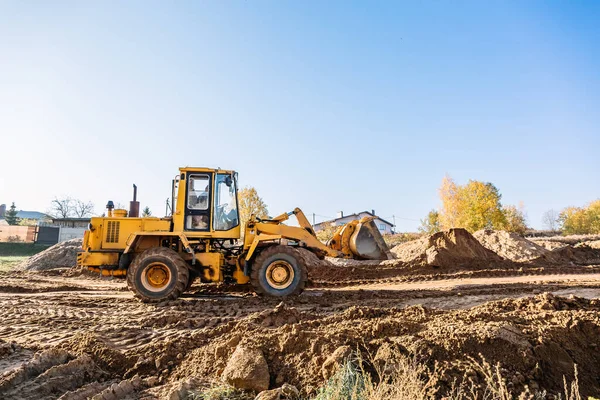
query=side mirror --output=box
[225,176,233,187]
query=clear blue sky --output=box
[1,1,598,231]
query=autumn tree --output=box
[438,176,506,232]
[4,202,20,225]
[542,209,560,231]
[19,218,39,226]
[316,222,340,243]
[142,206,152,217]
[501,204,528,234]
[559,200,600,234]
[418,210,441,235]
[431,176,527,233]
[238,186,269,231]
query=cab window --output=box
[187,175,209,210]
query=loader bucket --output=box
[349,218,394,260]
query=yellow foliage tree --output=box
[316,222,340,243]
[238,186,269,231]
[501,204,528,234]
[559,200,600,235]
[434,176,527,233]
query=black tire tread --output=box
[250,245,308,297]
[126,247,189,303]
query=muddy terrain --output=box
[1,231,600,399]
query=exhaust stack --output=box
[129,184,140,218]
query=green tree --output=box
[238,186,269,230]
[142,206,152,217]
[4,202,20,225]
[418,210,441,235]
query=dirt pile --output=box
[473,230,558,263]
[553,243,600,265]
[170,295,600,397]
[391,228,503,268]
[17,239,82,271]
[2,269,600,399]
[529,234,600,246]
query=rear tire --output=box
[127,247,189,303]
[250,245,308,297]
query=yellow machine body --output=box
[78,167,392,291]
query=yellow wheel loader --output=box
[77,167,393,302]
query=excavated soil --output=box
[1,270,600,399]
[391,228,504,268]
[473,230,559,263]
[2,231,600,399]
[16,239,83,271]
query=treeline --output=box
[559,200,600,235]
[419,176,600,236]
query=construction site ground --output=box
[2,264,600,399]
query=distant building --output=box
[312,210,395,234]
[0,205,52,225]
[50,218,91,228]
[17,211,52,222]
[45,218,91,242]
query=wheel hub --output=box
[266,261,294,289]
[145,263,170,288]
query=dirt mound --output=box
[533,240,569,251]
[473,230,558,263]
[529,234,600,246]
[391,228,503,268]
[552,243,600,265]
[59,333,133,375]
[170,295,600,397]
[17,239,82,271]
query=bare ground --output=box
[0,265,600,399]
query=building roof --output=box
[314,211,394,228]
[16,211,52,220]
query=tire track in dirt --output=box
[1,271,600,399]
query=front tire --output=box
[127,247,189,303]
[250,245,308,297]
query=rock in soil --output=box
[221,346,270,393]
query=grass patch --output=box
[313,351,582,400]
[189,384,254,400]
[0,256,30,272]
[0,242,50,256]
[0,243,50,272]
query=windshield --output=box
[213,173,239,231]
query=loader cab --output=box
[172,167,241,239]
